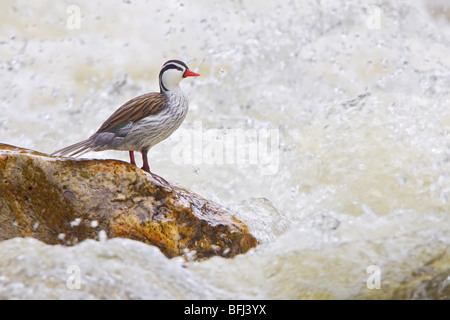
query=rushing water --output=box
[1,0,450,299]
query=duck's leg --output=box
[129,151,136,166]
[141,148,170,186]
[141,148,150,172]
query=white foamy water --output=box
[1,0,450,299]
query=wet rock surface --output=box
[0,143,257,260]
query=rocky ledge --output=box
[0,143,257,260]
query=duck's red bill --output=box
[184,70,200,77]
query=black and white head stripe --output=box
[160,60,188,76]
[159,60,189,93]
[163,60,187,69]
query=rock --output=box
[0,143,257,260]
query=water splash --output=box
[1,0,450,299]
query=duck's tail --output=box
[51,137,94,158]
